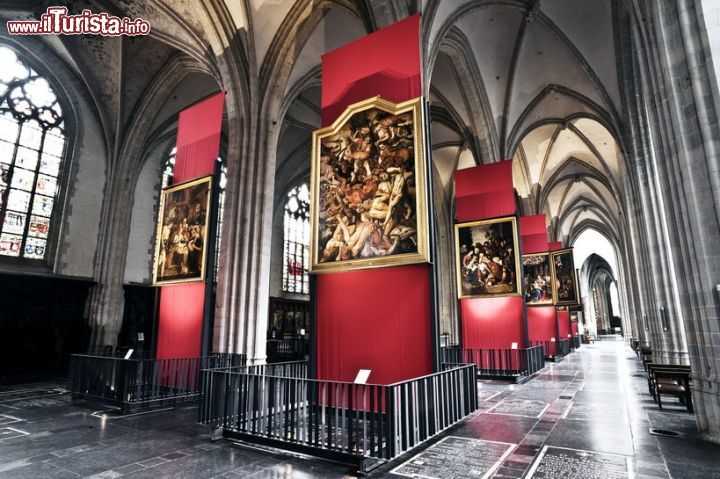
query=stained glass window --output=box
[282,184,310,294]
[161,146,225,279]
[0,46,65,259]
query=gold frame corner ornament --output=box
[454,216,522,300]
[152,175,213,286]
[309,96,429,274]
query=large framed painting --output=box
[522,253,553,306]
[550,248,579,305]
[310,96,429,273]
[455,216,521,299]
[153,176,212,285]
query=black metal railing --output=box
[266,338,308,362]
[530,340,557,359]
[557,339,570,357]
[440,346,544,380]
[69,352,246,413]
[198,362,477,470]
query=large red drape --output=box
[315,16,432,384]
[156,92,225,360]
[527,306,557,356]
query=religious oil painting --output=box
[310,96,428,272]
[153,176,212,285]
[523,253,553,306]
[455,217,521,299]
[551,248,579,305]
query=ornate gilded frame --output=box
[454,216,522,299]
[152,175,213,285]
[309,96,429,273]
[522,252,554,306]
[550,247,580,305]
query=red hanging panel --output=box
[321,14,421,126]
[315,15,433,384]
[527,306,557,356]
[557,310,571,341]
[156,92,225,360]
[454,161,525,351]
[520,215,549,254]
[454,160,515,222]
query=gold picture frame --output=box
[550,248,579,305]
[310,96,429,273]
[522,252,553,306]
[454,216,521,299]
[152,175,213,285]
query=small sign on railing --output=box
[354,369,371,384]
[511,342,518,350]
[124,349,134,360]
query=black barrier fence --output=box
[439,346,544,380]
[199,362,477,471]
[571,335,582,350]
[557,338,570,358]
[69,352,246,413]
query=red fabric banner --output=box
[520,215,549,254]
[315,15,431,384]
[156,92,225,360]
[315,264,432,384]
[549,241,564,251]
[461,297,525,349]
[173,92,225,183]
[321,14,421,126]
[557,310,571,340]
[527,306,557,356]
[454,160,515,222]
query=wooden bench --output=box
[646,363,693,412]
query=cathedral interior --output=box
[0,1,720,478]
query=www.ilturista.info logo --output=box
[7,7,150,36]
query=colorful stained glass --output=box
[31,194,53,217]
[35,174,56,197]
[0,233,22,257]
[2,210,25,234]
[0,45,65,260]
[7,189,30,212]
[23,236,46,259]
[28,215,49,238]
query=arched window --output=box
[161,145,226,279]
[282,184,310,294]
[0,46,65,259]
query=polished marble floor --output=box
[1,342,719,478]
